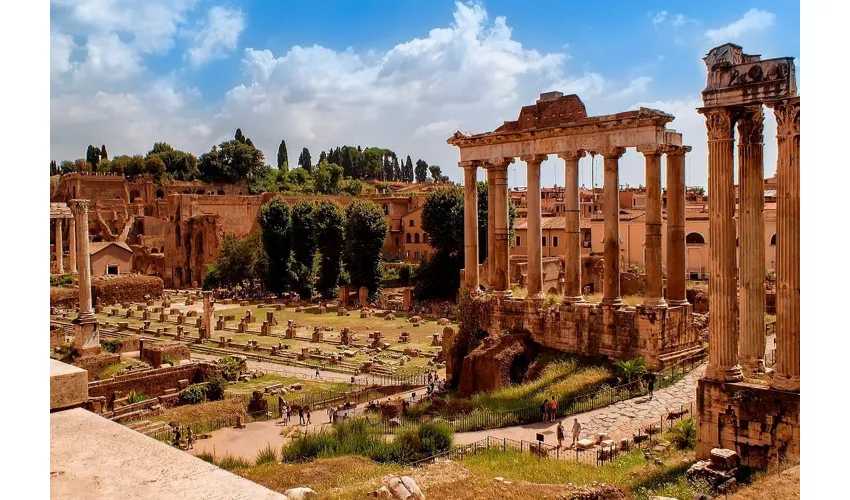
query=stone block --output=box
[50,359,88,410]
[710,448,740,471]
[576,438,595,450]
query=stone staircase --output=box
[125,419,171,437]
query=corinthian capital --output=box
[662,145,693,157]
[597,147,626,159]
[70,199,90,215]
[700,107,736,141]
[767,97,800,138]
[737,106,764,145]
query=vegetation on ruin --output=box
[99,339,123,353]
[179,385,207,404]
[343,199,389,298]
[148,397,246,426]
[669,417,697,450]
[583,293,645,307]
[218,355,248,380]
[96,359,141,379]
[127,390,148,404]
[227,374,349,398]
[178,374,226,404]
[50,274,74,287]
[613,357,647,384]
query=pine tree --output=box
[298,147,312,172]
[415,159,429,183]
[392,154,401,181]
[235,128,246,143]
[404,155,414,183]
[100,145,108,161]
[319,150,328,165]
[86,145,101,169]
[277,140,289,170]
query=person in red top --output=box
[550,397,558,420]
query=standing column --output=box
[737,106,766,377]
[558,151,585,303]
[71,199,100,355]
[665,146,690,305]
[68,216,77,273]
[460,161,481,290]
[768,97,800,392]
[490,158,513,292]
[522,154,548,298]
[54,219,64,274]
[485,164,496,286]
[638,145,666,308]
[600,147,626,307]
[203,291,213,339]
[700,107,743,382]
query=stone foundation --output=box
[695,378,800,468]
[141,342,191,367]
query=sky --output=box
[49,0,800,190]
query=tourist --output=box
[328,405,335,423]
[286,403,292,424]
[186,427,194,450]
[571,418,582,447]
[550,396,558,420]
[298,406,305,425]
[315,366,320,380]
[306,408,312,425]
[556,421,565,449]
[541,398,549,423]
[647,372,656,399]
[173,427,182,448]
[278,396,285,419]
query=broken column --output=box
[71,199,99,355]
[359,286,369,307]
[202,291,212,339]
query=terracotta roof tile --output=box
[89,241,133,255]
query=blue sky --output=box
[50,0,800,189]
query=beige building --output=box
[89,241,134,277]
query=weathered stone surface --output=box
[456,332,539,397]
[50,359,88,410]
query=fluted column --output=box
[768,97,800,392]
[665,146,690,305]
[599,147,626,307]
[522,154,548,298]
[737,106,766,377]
[558,151,585,303]
[72,198,100,354]
[68,216,77,273]
[700,107,743,382]
[486,165,496,286]
[54,219,64,274]
[490,158,513,292]
[460,161,481,290]
[638,145,666,308]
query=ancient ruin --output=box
[694,43,800,467]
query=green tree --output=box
[415,159,428,183]
[613,358,646,384]
[343,199,388,297]
[404,155,414,183]
[297,147,312,173]
[342,179,363,196]
[314,162,343,194]
[392,154,401,181]
[100,145,108,161]
[314,200,346,297]
[318,150,328,165]
[86,145,101,169]
[216,232,268,289]
[421,187,465,257]
[235,128,246,143]
[428,165,443,183]
[50,160,58,176]
[290,200,318,299]
[144,155,166,180]
[59,160,76,175]
[258,195,294,294]
[277,139,289,171]
[147,143,198,181]
[474,182,518,265]
[198,140,265,184]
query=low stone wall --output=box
[50,287,78,307]
[74,353,121,381]
[93,275,164,305]
[696,379,800,468]
[141,341,191,366]
[87,362,217,400]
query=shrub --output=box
[179,385,206,405]
[218,355,247,380]
[100,339,123,353]
[255,443,278,465]
[50,274,74,287]
[127,390,148,404]
[613,358,646,384]
[399,264,415,285]
[544,293,560,307]
[669,417,696,450]
[162,355,177,366]
[280,429,339,462]
[196,452,215,464]
[205,373,227,401]
[216,454,252,471]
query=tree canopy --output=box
[258,195,294,294]
[343,199,388,297]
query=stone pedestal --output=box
[73,316,101,356]
[358,286,369,307]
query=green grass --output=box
[96,359,141,379]
[584,293,644,307]
[228,374,349,397]
[255,443,279,465]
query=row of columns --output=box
[52,217,77,274]
[699,97,799,392]
[460,144,691,310]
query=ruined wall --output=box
[696,379,800,468]
[86,363,217,400]
[91,275,164,305]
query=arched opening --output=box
[509,355,530,384]
[770,234,776,245]
[686,232,706,244]
[151,247,158,253]
[217,190,225,195]
[129,189,141,202]
[382,204,389,215]
[155,189,164,199]
[414,233,420,243]
[196,189,205,195]
[406,233,411,243]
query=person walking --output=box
[550,396,559,420]
[647,372,656,399]
[306,407,312,425]
[541,398,549,423]
[571,418,582,448]
[556,420,565,449]
[278,396,285,419]
[286,403,292,425]
[298,406,305,425]
[315,366,320,380]
[173,427,182,448]
[186,427,194,450]
[328,405,335,424]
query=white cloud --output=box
[186,6,245,68]
[51,30,75,79]
[705,8,775,43]
[414,120,461,138]
[607,76,652,100]
[652,11,668,26]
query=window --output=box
[406,233,411,243]
[542,236,547,247]
[516,236,521,246]
[414,233,420,243]
[409,219,415,227]
[686,232,706,244]
[107,265,119,275]
[414,251,420,259]
[382,204,389,215]
[394,237,399,246]
[770,234,776,245]
[553,236,559,247]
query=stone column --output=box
[522,154,548,298]
[737,106,767,377]
[485,164,496,286]
[71,199,99,355]
[558,151,585,303]
[638,145,666,308]
[600,147,626,307]
[768,97,800,392]
[203,291,213,339]
[700,107,743,382]
[68,216,77,273]
[460,161,480,290]
[664,146,690,305]
[490,158,513,292]
[54,219,64,274]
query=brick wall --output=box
[87,362,217,400]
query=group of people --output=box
[277,396,311,425]
[540,396,559,423]
[171,425,194,449]
[555,418,584,449]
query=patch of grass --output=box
[216,454,253,471]
[149,397,246,426]
[96,359,140,379]
[127,390,148,404]
[255,443,279,465]
[228,374,349,398]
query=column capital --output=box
[557,150,586,162]
[737,106,764,145]
[596,147,626,159]
[458,160,482,170]
[70,199,91,215]
[636,144,664,156]
[662,145,692,157]
[482,157,515,170]
[698,106,737,141]
[520,154,549,164]
[766,97,800,138]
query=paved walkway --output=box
[453,364,705,446]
